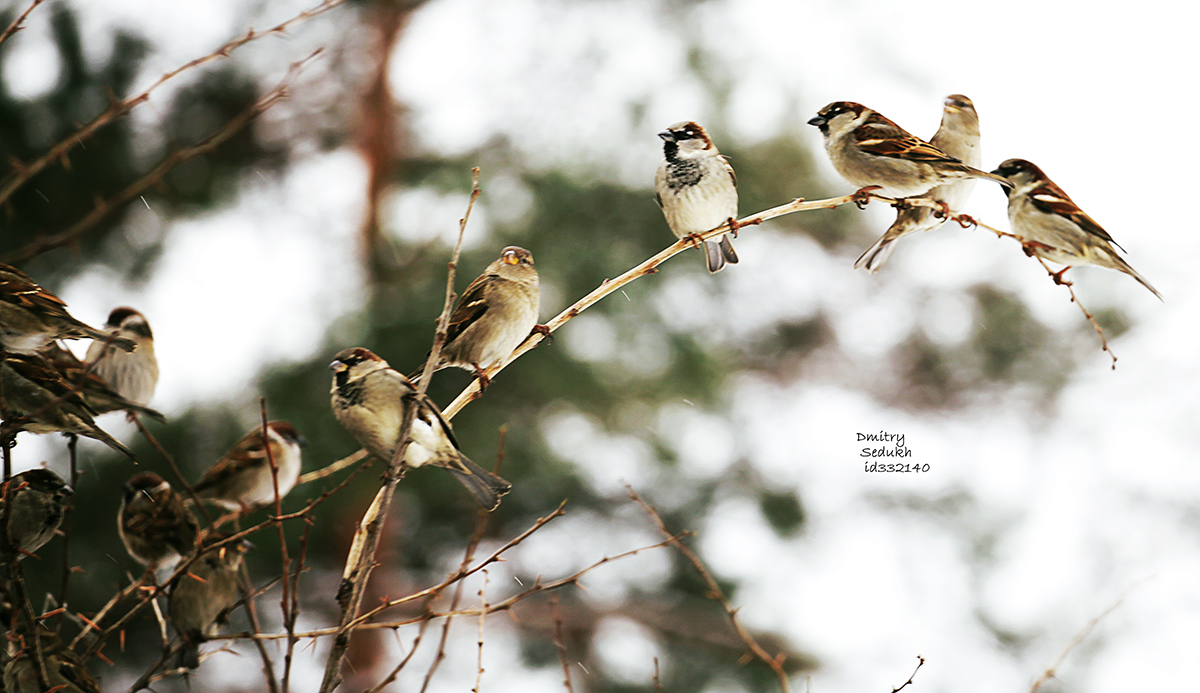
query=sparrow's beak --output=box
[657,130,674,142]
[806,115,826,127]
[503,252,519,265]
[330,360,347,373]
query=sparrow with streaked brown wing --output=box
[330,347,511,510]
[0,352,135,459]
[193,421,305,512]
[430,246,541,388]
[118,471,198,570]
[40,342,166,422]
[85,306,159,406]
[4,628,103,693]
[167,530,248,669]
[655,121,740,273]
[1,468,72,558]
[0,264,136,354]
[808,101,1011,198]
[992,158,1162,299]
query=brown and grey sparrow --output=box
[0,352,135,459]
[84,306,158,406]
[991,158,1162,298]
[193,421,305,512]
[118,471,198,570]
[1,468,72,557]
[330,347,511,509]
[0,264,136,354]
[168,530,248,669]
[856,94,983,272]
[4,628,103,693]
[655,121,740,273]
[808,101,1010,198]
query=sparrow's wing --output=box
[721,156,737,188]
[5,353,98,415]
[445,274,493,345]
[1027,180,1122,249]
[0,266,75,319]
[855,113,963,164]
[195,433,270,492]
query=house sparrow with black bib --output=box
[330,347,511,509]
[433,246,541,387]
[991,158,1162,299]
[856,94,983,272]
[168,530,248,669]
[40,342,166,422]
[1,468,72,557]
[655,121,740,273]
[4,628,103,693]
[808,101,1010,199]
[0,352,135,459]
[193,421,305,513]
[118,471,198,571]
[0,264,136,354]
[85,306,158,407]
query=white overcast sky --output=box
[4,1,1199,691]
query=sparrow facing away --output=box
[330,347,511,510]
[0,264,136,354]
[4,628,103,693]
[991,158,1162,299]
[856,94,983,272]
[40,342,166,422]
[193,421,306,512]
[85,306,159,406]
[0,352,135,459]
[434,246,541,384]
[808,101,1011,198]
[1,468,72,557]
[118,471,199,570]
[655,121,740,273]
[168,530,248,669]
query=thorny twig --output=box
[552,595,574,693]
[1028,592,1130,693]
[0,0,346,213]
[890,655,925,693]
[0,0,47,48]
[627,485,792,693]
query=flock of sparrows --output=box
[0,92,1161,689]
[659,96,1161,300]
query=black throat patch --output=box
[663,155,702,190]
[335,374,365,407]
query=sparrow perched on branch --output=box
[168,530,248,670]
[808,101,1011,198]
[856,94,983,272]
[118,471,198,570]
[432,246,541,386]
[84,306,159,407]
[0,352,135,459]
[655,121,740,273]
[40,343,166,422]
[4,628,103,693]
[193,421,306,512]
[330,347,511,509]
[991,158,1162,299]
[0,264,136,354]
[1,468,72,557]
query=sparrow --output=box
[856,94,983,272]
[330,347,511,509]
[168,530,248,669]
[4,628,103,693]
[193,421,306,512]
[1,468,72,557]
[40,342,166,422]
[0,264,136,354]
[84,306,159,406]
[808,101,1011,198]
[118,471,199,570]
[991,159,1162,299]
[0,352,136,459]
[429,246,541,386]
[655,121,740,273]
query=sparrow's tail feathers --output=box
[855,208,942,273]
[704,241,726,273]
[971,168,1015,189]
[176,635,202,670]
[719,235,739,264]
[84,328,137,353]
[129,403,167,424]
[445,453,512,510]
[1115,258,1164,301]
[86,425,136,460]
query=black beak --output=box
[657,130,674,142]
[807,115,826,127]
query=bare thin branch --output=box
[0,0,47,48]
[1028,593,1130,693]
[890,655,925,693]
